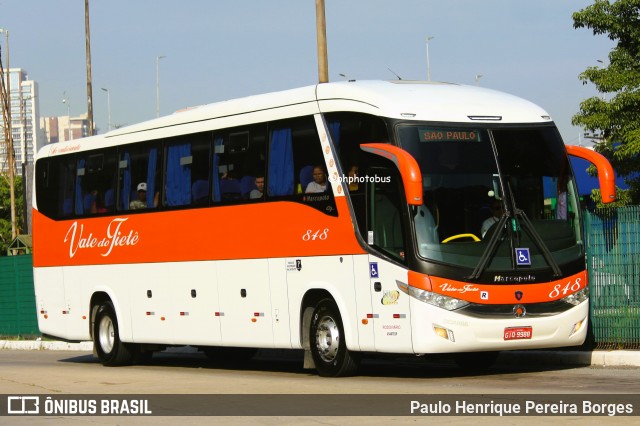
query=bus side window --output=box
[120,144,161,210]
[267,127,295,196]
[368,167,407,262]
[74,151,117,216]
[163,134,211,207]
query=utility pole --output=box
[315,0,329,83]
[85,0,94,136]
[0,29,18,240]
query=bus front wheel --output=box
[309,299,359,377]
[93,301,135,366]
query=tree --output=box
[0,174,23,255]
[572,0,640,205]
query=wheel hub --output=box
[98,316,115,354]
[315,315,340,362]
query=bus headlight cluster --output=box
[562,287,589,306]
[408,286,470,311]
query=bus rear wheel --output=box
[309,299,359,377]
[93,301,135,366]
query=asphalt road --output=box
[1,349,639,425]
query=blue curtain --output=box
[328,120,341,153]
[147,148,158,207]
[268,128,294,196]
[121,152,131,210]
[75,159,85,215]
[212,137,223,202]
[166,143,191,206]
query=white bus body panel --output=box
[409,298,589,353]
[285,255,359,351]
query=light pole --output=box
[426,36,434,81]
[0,27,17,239]
[475,74,483,86]
[156,55,166,118]
[101,87,111,132]
[62,92,72,140]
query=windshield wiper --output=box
[466,208,563,281]
[515,208,563,278]
[466,214,508,281]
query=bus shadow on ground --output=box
[58,348,583,379]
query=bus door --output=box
[366,167,414,352]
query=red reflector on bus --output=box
[367,314,373,318]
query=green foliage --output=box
[572,0,640,204]
[590,186,633,207]
[0,175,24,255]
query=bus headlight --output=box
[408,286,470,311]
[562,287,589,306]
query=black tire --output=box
[202,347,257,362]
[309,299,359,377]
[93,301,135,366]
[453,351,499,371]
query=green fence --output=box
[0,254,38,336]
[585,206,640,349]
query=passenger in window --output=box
[481,199,504,238]
[130,182,159,209]
[250,176,265,199]
[347,165,359,191]
[84,189,100,214]
[305,166,328,193]
[93,190,107,213]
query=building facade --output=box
[1,68,43,178]
[40,113,91,144]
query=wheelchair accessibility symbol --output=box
[515,248,531,266]
[369,262,379,278]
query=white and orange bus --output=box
[33,80,615,376]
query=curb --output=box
[1,340,639,368]
[0,340,93,351]
[498,349,640,368]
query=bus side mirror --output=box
[566,145,616,204]
[360,143,423,206]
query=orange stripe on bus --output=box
[32,197,365,267]
[411,270,588,304]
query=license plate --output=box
[504,326,532,340]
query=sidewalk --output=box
[1,339,639,368]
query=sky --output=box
[1,0,614,146]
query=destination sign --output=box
[419,128,481,142]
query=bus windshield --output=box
[398,124,583,274]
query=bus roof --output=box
[37,80,553,157]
